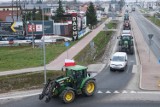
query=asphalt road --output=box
[132,10,160,60]
[1,93,160,107]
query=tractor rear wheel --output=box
[83,79,96,96]
[60,89,75,103]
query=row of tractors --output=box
[117,10,134,54]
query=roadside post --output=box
[148,34,153,62]
[65,41,70,59]
[42,4,47,85]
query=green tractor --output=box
[118,34,134,54]
[39,65,96,103]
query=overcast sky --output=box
[0,0,158,3]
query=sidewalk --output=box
[0,18,111,76]
[131,16,160,91]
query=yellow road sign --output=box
[11,22,16,32]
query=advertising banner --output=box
[27,21,54,35]
[72,13,78,40]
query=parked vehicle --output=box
[109,52,128,71]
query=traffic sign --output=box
[65,41,70,47]
[148,34,153,39]
[11,22,16,32]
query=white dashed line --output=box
[122,90,128,94]
[106,91,111,94]
[97,90,103,94]
[97,90,160,94]
[113,90,120,93]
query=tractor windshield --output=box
[122,36,130,40]
[72,70,86,79]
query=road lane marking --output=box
[122,90,128,94]
[96,90,160,94]
[132,65,138,74]
[130,91,137,94]
[97,90,103,94]
[106,91,111,94]
[113,90,120,93]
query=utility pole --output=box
[42,2,47,85]
[12,0,14,22]
[16,0,18,21]
[31,14,35,48]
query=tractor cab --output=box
[65,65,88,79]
[65,65,88,88]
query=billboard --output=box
[0,22,23,36]
[27,21,54,35]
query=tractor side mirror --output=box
[117,36,120,39]
[88,73,91,77]
[131,36,133,39]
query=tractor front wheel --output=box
[60,89,75,103]
[83,79,96,96]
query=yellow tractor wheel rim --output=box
[86,82,95,94]
[65,92,73,102]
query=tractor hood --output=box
[56,77,70,83]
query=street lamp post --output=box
[42,3,47,84]
[31,23,35,48]
[31,14,35,48]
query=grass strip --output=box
[74,31,113,65]
[146,16,160,27]
[0,71,64,93]
[106,21,117,29]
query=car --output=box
[109,52,128,71]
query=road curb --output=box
[0,89,42,100]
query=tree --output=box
[32,7,36,20]
[53,0,65,22]
[86,2,97,28]
[38,6,42,20]
[119,0,125,11]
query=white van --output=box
[109,52,128,71]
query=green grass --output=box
[74,31,112,65]
[0,42,76,71]
[140,8,150,14]
[140,9,145,13]
[106,21,117,29]
[0,71,64,93]
[146,16,160,27]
